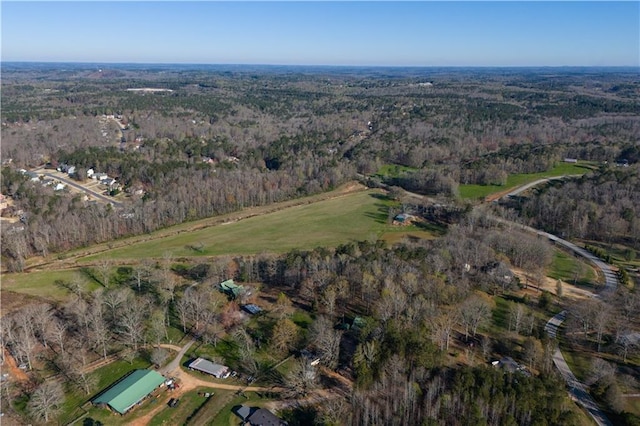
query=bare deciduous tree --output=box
[282,358,318,399]
[431,309,459,352]
[28,381,64,423]
[311,316,342,369]
[270,318,298,355]
[151,347,169,367]
[459,296,491,340]
[509,303,527,335]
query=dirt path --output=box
[127,367,273,426]
[128,341,277,426]
[2,349,29,383]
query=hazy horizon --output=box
[2,2,639,67]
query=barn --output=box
[92,369,165,415]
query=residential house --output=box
[219,279,245,299]
[188,358,230,379]
[235,406,288,426]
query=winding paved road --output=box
[545,312,612,426]
[495,177,618,426]
[538,229,617,426]
[504,175,582,199]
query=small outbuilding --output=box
[242,304,262,315]
[92,369,165,415]
[188,357,230,379]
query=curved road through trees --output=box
[495,179,618,426]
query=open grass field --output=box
[1,269,103,307]
[149,386,217,426]
[374,164,417,179]
[548,249,597,289]
[458,162,595,200]
[78,190,438,262]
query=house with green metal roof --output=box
[92,369,165,415]
[219,279,245,299]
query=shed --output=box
[92,369,165,415]
[242,304,262,315]
[188,358,230,378]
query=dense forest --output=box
[3,217,638,423]
[514,165,640,249]
[2,65,639,267]
[1,64,639,425]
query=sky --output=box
[1,1,639,67]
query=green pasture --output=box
[458,162,595,200]
[374,164,417,178]
[79,190,437,262]
[1,269,102,301]
[149,386,216,426]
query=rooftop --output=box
[92,369,165,414]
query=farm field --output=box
[458,162,595,200]
[78,189,438,262]
[1,188,440,303]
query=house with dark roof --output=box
[92,369,165,415]
[242,304,263,315]
[235,406,288,426]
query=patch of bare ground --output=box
[2,349,29,383]
[0,290,45,317]
[511,268,595,300]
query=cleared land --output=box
[2,188,440,302]
[458,162,595,199]
[548,249,597,289]
[2,269,103,311]
[78,189,437,262]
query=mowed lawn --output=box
[458,162,595,200]
[80,190,421,261]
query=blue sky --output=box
[2,1,639,66]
